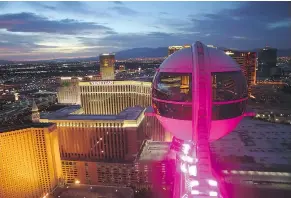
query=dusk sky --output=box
[0,1,290,61]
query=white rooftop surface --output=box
[138,141,171,161]
[138,118,291,171]
[211,118,291,170]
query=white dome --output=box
[159,46,241,73]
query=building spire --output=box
[32,99,39,112]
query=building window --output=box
[152,72,192,102]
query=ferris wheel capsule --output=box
[152,42,248,142]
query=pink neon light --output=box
[190,180,199,187]
[244,111,256,117]
[153,96,248,105]
[209,191,218,197]
[188,165,197,176]
[156,114,244,141]
[152,97,192,105]
[191,190,200,195]
[213,97,248,105]
[208,179,218,186]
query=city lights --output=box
[182,143,191,155]
[191,190,200,195]
[0,3,290,196]
[180,163,188,173]
[75,180,80,184]
[181,155,194,163]
[209,191,218,197]
[42,193,49,198]
[208,179,218,187]
[225,51,234,55]
[188,165,197,176]
[190,180,199,187]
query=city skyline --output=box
[0,1,290,61]
[1,36,291,198]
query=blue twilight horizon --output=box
[0,1,290,61]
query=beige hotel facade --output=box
[0,123,62,198]
[79,80,152,115]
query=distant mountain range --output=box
[0,59,14,64]
[1,47,291,63]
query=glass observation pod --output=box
[152,45,249,142]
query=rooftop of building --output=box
[137,118,291,172]
[40,105,81,119]
[78,80,152,86]
[137,140,171,162]
[40,105,145,121]
[211,118,291,172]
[144,106,154,114]
[0,122,55,133]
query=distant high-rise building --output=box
[168,45,191,56]
[99,53,115,80]
[79,80,151,115]
[31,99,40,123]
[258,47,277,78]
[0,123,62,198]
[57,77,81,105]
[224,50,257,96]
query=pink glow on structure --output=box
[244,111,256,117]
[152,97,191,105]
[156,114,244,142]
[150,41,248,198]
[213,97,248,105]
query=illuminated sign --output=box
[90,81,114,86]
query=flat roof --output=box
[145,106,154,114]
[40,105,81,119]
[211,118,291,172]
[138,141,171,161]
[116,106,144,120]
[137,118,291,172]
[0,123,55,133]
[40,105,145,121]
[79,80,152,86]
